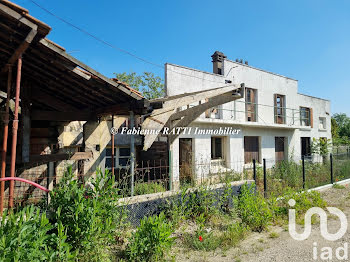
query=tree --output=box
[333,113,350,138]
[114,72,164,99]
[331,117,339,139]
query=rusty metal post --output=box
[8,56,22,209]
[111,115,114,176]
[0,65,12,215]
[130,111,135,196]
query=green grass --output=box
[134,181,166,195]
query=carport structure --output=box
[0,0,148,212]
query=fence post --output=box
[330,153,334,184]
[302,155,305,189]
[129,111,135,197]
[253,159,256,183]
[263,158,267,197]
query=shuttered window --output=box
[244,136,260,163]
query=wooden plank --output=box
[6,28,37,65]
[29,151,92,163]
[21,82,31,162]
[31,110,96,121]
[0,3,38,30]
[39,38,143,101]
[31,89,79,111]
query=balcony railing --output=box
[198,101,309,127]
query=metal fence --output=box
[254,152,350,197]
[3,149,350,209]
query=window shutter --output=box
[310,108,313,128]
[274,94,277,122]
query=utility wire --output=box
[28,0,163,69]
[28,0,226,85]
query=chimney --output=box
[211,51,226,75]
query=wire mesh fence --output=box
[3,148,350,210]
[254,152,350,197]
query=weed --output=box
[332,183,345,189]
[236,183,272,232]
[221,223,249,248]
[269,232,279,238]
[127,213,175,262]
[134,181,166,195]
[48,167,124,260]
[0,206,74,261]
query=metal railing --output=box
[200,101,310,127]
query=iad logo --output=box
[288,199,347,241]
[288,199,348,260]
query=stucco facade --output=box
[166,53,331,186]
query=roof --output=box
[0,0,148,117]
[225,59,298,82]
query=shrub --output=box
[183,185,217,219]
[279,189,327,218]
[48,167,124,260]
[0,205,74,262]
[127,213,174,262]
[236,183,271,232]
[219,182,234,213]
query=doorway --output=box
[179,138,193,184]
[275,137,286,162]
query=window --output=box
[105,147,115,170]
[105,147,131,170]
[245,88,257,122]
[244,136,260,163]
[205,105,222,119]
[319,117,326,130]
[274,94,285,124]
[211,137,224,159]
[300,107,312,126]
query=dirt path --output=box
[175,184,350,262]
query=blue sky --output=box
[14,0,350,115]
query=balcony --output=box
[196,101,310,130]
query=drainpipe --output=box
[0,65,12,215]
[8,56,22,209]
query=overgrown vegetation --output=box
[126,213,174,262]
[134,181,166,195]
[0,165,332,261]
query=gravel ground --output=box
[175,183,350,262]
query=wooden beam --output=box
[168,93,241,144]
[142,85,242,150]
[31,110,96,121]
[39,38,143,101]
[0,3,38,30]
[96,99,149,116]
[28,151,92,164]
[4,28,37,70]
[31,89,79,111]
[21,82,31,162]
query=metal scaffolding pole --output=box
[8,56,22,209]
[0,65,12,214]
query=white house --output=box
[166,51,331,186]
